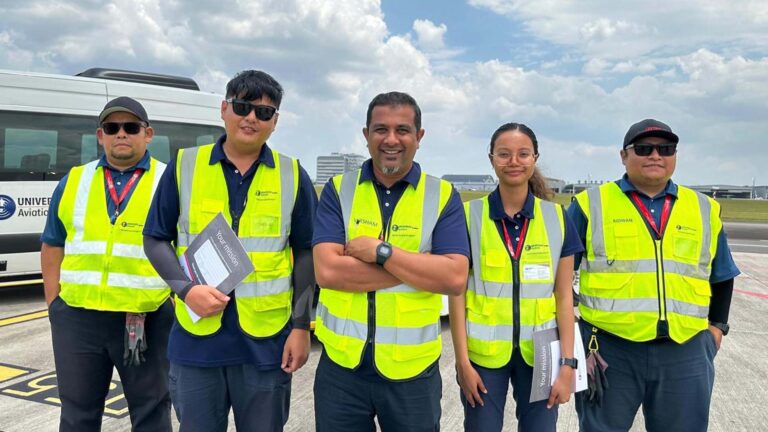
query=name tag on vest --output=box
[523,264,551,281]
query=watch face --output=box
[381,245,392,254]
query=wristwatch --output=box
[709,321,730,336]
[376,241,393,266]
[559,357,578,369]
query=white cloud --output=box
[413,19,448,52]
[0,0,766,185]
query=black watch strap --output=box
[709,321,730,336]
[376,241,393,266]
[559,357,578,369]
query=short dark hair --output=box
[226,70,284,109]
[489,122,539,155]
[366,92,422,130]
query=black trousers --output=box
[49,297,174,432]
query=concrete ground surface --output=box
[0,251,766,431]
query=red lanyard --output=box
[500,217,529,260]
[629,192,672,239]
[105,169,143,217]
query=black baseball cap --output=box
[99,96,149,125]
[623,119,679,148]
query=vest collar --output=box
[487,186,535,221]
[358,159,422,188]
[209,134,275,168]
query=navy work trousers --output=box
[314,352,442,432]
[48,297,173,432]
[461,350,557,432]
[169,362,291,432]
[575,321,717,432]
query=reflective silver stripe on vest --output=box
[379,284,419,294]
[277,153,297,241]
[339,171,359,242]
[65,241,107,255]
[60,270,102,286]
[579,294,658,313]
[468,199,484,293]
[581,293,708,319]
[316,302,367,341]
[236,278,291,297]
[151,161,166,196]
[107,273,167,289]
[667,299,708,319]
[696,192,713,273]
[419,175,441,252]
[584,258,657,273]
[111,243,148,260]
[177,146,199,247]
[467,318,557,342]
[72,160,100,242]
[375,322,441,345]
[585,187,605,264]
[663,260,710,279]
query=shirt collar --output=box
[487,186,536,221]
[618,174,678,198]
[358,159,422,188]
[209,134,275,168]
[97,150,151,172]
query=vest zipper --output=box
[654,239,667,321]
[512,257,521,349]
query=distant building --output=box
[315,152,367,184]
[546,178,566,193]
[688,184,752,199]
[442,174,497,191]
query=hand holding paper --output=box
[184,284,229,317]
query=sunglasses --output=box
[626,142,677,157]
[227,99,277,121]
[101,122,146,135]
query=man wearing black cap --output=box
[41,96,173,431]
[567,119,739,432]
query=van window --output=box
[0,110,223,181]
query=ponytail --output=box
[529,167,554,200]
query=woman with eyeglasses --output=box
[449,122,584,431]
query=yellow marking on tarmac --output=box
[0,309,48,327]
[0,365,30,383]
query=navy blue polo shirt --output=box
[313,159,470,380]
[566,175,740,283]
[143,135,317,368]
[41,151,152,246]
[483,187,583,264]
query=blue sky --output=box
[1,0,767,186]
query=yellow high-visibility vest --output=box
[174,144,299,337]
[58,158,169,312]
[314,169,453,380]
[576,182,720,343]
[465,196,565,367]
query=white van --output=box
[0,68,225,285]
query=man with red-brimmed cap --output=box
[567,119,739,431]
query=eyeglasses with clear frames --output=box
[489,150,537,165]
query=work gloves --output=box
[124,313,148,367]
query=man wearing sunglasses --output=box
[143,70,317,431]
[41,96,173,431]
[568,119,739,432]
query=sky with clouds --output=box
[1,0,767,186]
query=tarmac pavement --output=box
[0,251,766,431]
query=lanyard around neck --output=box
[500,217,529,260]
[104,168,143,218]
[629,191,672,239]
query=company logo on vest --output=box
[0,195,16,220]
